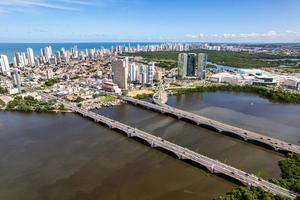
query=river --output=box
[0,92,299,200]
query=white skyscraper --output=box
[42,46,52,62]
[146,63,155,84]
[14,53,25,68]
[129,63,137,82]
[0,55,11,77]
[46,68,54,80]
[26,48,35,66]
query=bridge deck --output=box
[122,96,300,154]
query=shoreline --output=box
[167,84,300,104]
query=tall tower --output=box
[146,63,155,84]
[129,63,137,82]
[197,53,207,80]
[178,53,188,79]
[26,48,35,66]
[0,54,11,77]
[11,69,22,93]
[112,57,128,89]
[187,53,197,77]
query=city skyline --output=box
[0,0,299,43]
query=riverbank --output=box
[168,84,300,104]
[216,153,300,200]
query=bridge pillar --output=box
[274,146,279,151]
[177,154,182,160]
[177,116,182,120]
[150,142,156,148]
[127,132,132,137]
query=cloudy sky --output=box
[0,0,299,43]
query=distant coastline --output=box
[0,42,161,62]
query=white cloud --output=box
[185,31,300,42]
[0,0,118,13]
[186,33,205,39]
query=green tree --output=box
[75,96,84,103]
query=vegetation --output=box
[92,93,106,98]
[100,95,117,103]
[0,99,5,108]
[45,79,59,87]
[169,85,300,104]
[271,154,300,194]
[280,67,300,73]
[216,154,300,200]
[59,104,65,111]
[135,93,153,99]
[169,81,182,87]
[216,186,290,200]
[0,86,8,94]
[6,96,55,112]
[122,89,128,96]
[125,50,300,69]
[74,96,84,103]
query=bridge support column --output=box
[177,116,182,120]
[150,142,156,148]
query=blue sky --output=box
[0,0,299,43]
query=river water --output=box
[0,92,299,200]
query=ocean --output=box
[0,42,158,62]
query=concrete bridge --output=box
[70,105,297,199]
[122,96,300,155]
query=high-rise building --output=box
[129,63,137,82]
[0,54,11,76]
[187,53,197,76]
[42,46,52,62]
[178,53,206,79]
[46,68,54,80]
[112,57,128,89]
[178,53,188,79]
[197,53,207,80]
[139,65,147,84]
[11,69,22,93]
[26,48,35,66]
[14,52,26,68]
[146,63,155,84]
